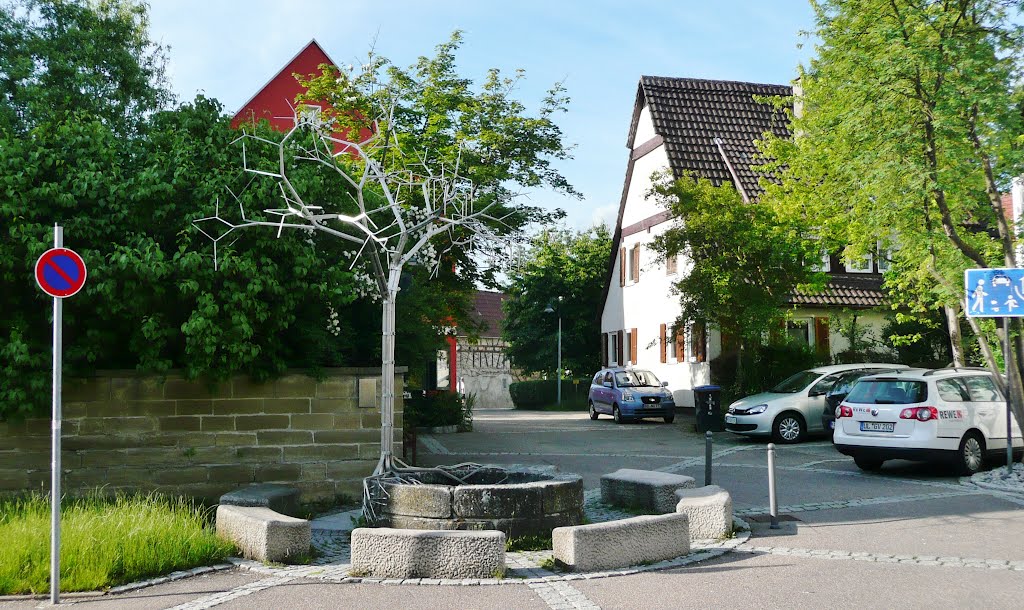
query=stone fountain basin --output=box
[372,466,584,538]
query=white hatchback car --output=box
[725,363,907,443]
[834,368,1024,474]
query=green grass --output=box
[505,534,553,552]
[0,491,235,595]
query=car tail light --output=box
[836,405,853,419]
[899,406,938,421]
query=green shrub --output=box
[0,491,234,594]
[711,343,826,407]
[404,390,474,430]
[509,379,588,409]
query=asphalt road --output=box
[4,409,1022,609]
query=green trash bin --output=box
[694,385,723,432]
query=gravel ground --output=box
[971,462,1024,494]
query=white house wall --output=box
[602,109,711,407]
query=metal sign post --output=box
[964,268,1023,480]
[35,225,87,605]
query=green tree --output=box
[758,0,1024,442]
[648,172,821,387]
[297,31,576,288]
[0,0,170,136]
[0,96,362,420]
[502,226,611,378]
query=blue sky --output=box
[147,0,817,230]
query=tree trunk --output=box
[944,304,965,367]
[374,265,401,475]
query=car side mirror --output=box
[603,382,612,388]
[661,381,669,387]
[808,389,824,397]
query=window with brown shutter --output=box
[676,326,685,361]
[619,247,626,286]
[659,324,667,363]
[666,254,677,275]
[693,322,707,363]
[630,328,638,364]
[617,330,624,365]
[631,244,640,282]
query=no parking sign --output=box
[36,227,86,604]
[35,247,87,298]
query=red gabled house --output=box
[231,39,337,131]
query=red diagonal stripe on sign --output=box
[46,259,76,286]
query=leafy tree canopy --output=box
[296,31,578,288]
[0,0,171,136]
[649,172,822,345]
[758,0,1024,438]
[502,226,611,378]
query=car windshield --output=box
[845,379,927,404]
[770,370,823,393]
[615,370,661,388]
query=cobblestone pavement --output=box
[7,410,1022,609]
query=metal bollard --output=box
[767,443,779,529]
[705,431,713,485]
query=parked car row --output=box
[587,363,1023,476]
[725,363,1022,475]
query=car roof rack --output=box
[921,366,990,376]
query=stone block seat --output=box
[552,513,690,572]
[674,485,733,541]
[600,468,695,513]
[216,505,311,563]
[350,527,506,579]
[220,483,301,518]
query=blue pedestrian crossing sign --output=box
[965,268,1024,317]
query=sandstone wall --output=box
[0,368,404,504]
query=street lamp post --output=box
[545,296,563,405]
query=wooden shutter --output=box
[676,326,685,361]
[631,244,640,282]
[694,322,707,363]
[602,333,608,366]
[630,328,638,364]
[666,254,677,275]
[617,330,624,365]
[619,247,626,286]
[659,324,667,363]
[814,317,830,357]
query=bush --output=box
[710,343,826,407]
[404,390,474,431]
[509,379,588,410]
[0,491,233,594]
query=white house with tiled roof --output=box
[599,76,890,408]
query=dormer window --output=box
[876,241,894,273]
[845,252,873,274]
[810,250,831,273]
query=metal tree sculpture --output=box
[194,105,508,477]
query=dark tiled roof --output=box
[637,76,791,198]
[469,290,507,338]
[787,274,886,308]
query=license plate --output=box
[860,421,895,432]
[725,416,737,424]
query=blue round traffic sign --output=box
[35,248,87,298]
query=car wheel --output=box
[853,456,884,471]
[589,402,599,420]
[772,413,805,444]
[664,415,675,424]
[956,432,985,476]
[613,405,624,424]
